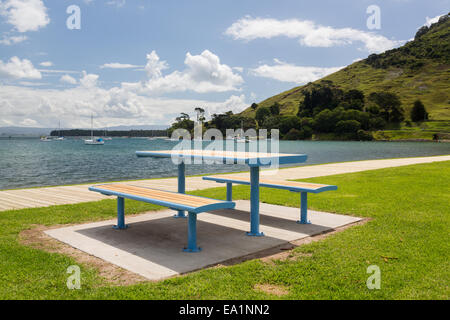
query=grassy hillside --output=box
[242,14,450,127]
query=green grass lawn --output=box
[0,162,449,299]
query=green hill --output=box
[241,14,450,140]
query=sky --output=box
[0,0,448,129]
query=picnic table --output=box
[136,150,307,236]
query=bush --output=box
[369,117,387,130]
[255,107,271,125]
[269,102,280,115]
[335,120,361,134]
[279,116,302,135]
[301,126,313,139]
[368,92,405,123]
[314,109,337,132]
[283,128,303,140]
[357,129,373,141]
[282,127,313,140]
[261,116,281,131]
[410,100,428,122]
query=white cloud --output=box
[79,71,99,88]
[138,50,244,94]
[100,63,141,69]
[0,51,247,127]
[424,14,445,27]
[0,0,50,32]
[250,59,343,84]
[20,118,37,126]
[225,16,404,53]
[0,83,248,128]
[208,94,247,116]
[144,51,169,78]
[39,69,80,74]
[60,74,77,85]
[39,61,53,67]
[18,81,47,86]
[0,34,27,45]
[107,0,126,8]
[0,56,41,79]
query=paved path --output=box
[1,155,449,212]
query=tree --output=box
[250,103,258,110]
[176,112,190,121]
[194,107,206,123]
[261,116,281,131]
[255,107,271,125]
[283,129,303,140]
[283,126,313,140]
[368,92,404,123]
[410,100,428,122]
[168,112,195,136]
[313,109,335,133]
[357,129,373,141]
[269,102,280,115]
[279,116,302,135]
[335,120,361,135]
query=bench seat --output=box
[202,175,337,224]
[89,184,235,252]
[203,175,337,193]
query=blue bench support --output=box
[226,182,233,202]
[113,197,128,229]
[203,175,337,226]
[247,166,264,237]
[184,212,201,252]
[175,162,187,218]
[298,192,310,224]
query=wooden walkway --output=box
[1,155,449,212]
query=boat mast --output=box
[91,114,93,139]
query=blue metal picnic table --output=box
[136,150,307,236]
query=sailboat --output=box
[40,136,53,142]
[55,121,65,141]
[235,120,249,143]
[102,129,112,140]
[84,114,105,145]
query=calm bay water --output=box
[0,137,449,190]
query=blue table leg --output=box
[297,192,311,224]
[174,161,187,218]
[183,212,202,252]
[113,197,128,229]
[246,166,264,236]
[226,182,233,201]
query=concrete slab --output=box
[45,200,362,281]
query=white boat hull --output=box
[84,139,104,145]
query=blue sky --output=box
[0,0,448,128]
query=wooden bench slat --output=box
[90,184,233,213]
[203,175,337,193]
[100,184,216,206]
[97,185,213,206]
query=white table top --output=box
[136,149,307,167]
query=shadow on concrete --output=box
[210,208,331,235]
[75,209,330,274]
